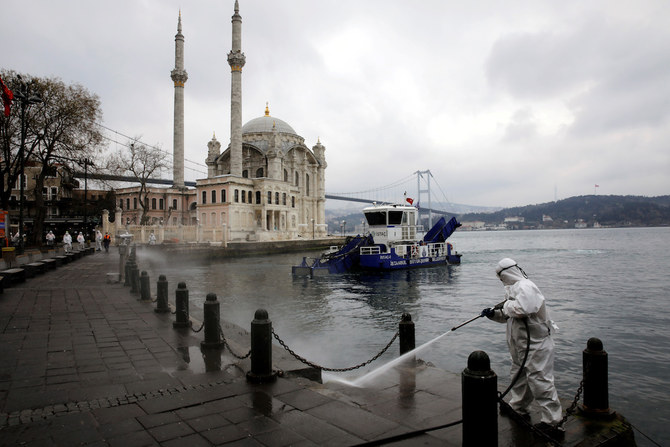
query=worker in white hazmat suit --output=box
[481,258,563,432]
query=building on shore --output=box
[115,2,327,243]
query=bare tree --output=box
[106,139,169,225]
[0,70,104,245]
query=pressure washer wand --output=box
[450,300,506,332]
[450,314,483,332]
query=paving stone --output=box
[147,420,195,442]
[306,400,403,441]
[200,423,248,445]
[137,411,181,429]
[185,413,231,432]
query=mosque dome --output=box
[242,104,297,135]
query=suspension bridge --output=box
[75,123,457,222]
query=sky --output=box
[4,0,670,209]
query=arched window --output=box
[256,168,264,178]
[267,191,272,204]
[119,199,123,209]
[221,189,226,203]
[211,212,216,225]
[295,171,299,186]
[234,189,239,202]
[211,190,217,203]
[151,198,157,210]
[275,192,279,205]
[306,174,310,196]
[201,191,207,204]
[159,198,164,210]
[242,170,249,178]
[282,193,286,205]
[256,191,261,204]
[241,190,246,203]
[284,169,288,182]
[172,199,177,210]
[248,191,252,203]
[291,196,295,208]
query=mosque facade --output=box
[115,1,327,242]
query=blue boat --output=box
[292,202,461,276]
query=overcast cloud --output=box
[3,0,669,208]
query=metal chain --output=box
[556,371,586,428]
[191,321,204,333]
[272,328,399,372]
[219,323,251,359]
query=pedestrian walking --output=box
[103,232,111,253]
[77,232,85,250]
[95,230,103,251]
[63,231,72,253]
[46,230,55,247]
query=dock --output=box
[0,247,637,446]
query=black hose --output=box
[499,317,530,401]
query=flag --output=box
[406,197,413,205]
[0,76,13,117]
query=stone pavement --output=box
[0,248,634,446]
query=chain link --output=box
[272,328,399,372]
[556,367,586,428]
[219,323,251,359]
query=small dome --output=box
[242,104,297,135]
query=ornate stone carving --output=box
[171,69,188,86]
[227,51,246,71]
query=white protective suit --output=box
[487,258,562,425]
[63,232,72,253]
[77,232,85,250]
[95,231,103,251]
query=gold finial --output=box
[265,102,270,116]
[212,131,216,139]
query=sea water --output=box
[148,227,670,447]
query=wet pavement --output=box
[0,248,635,446]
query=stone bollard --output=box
[582,337,611,415]
[130,262,140,294]
[201,293,224,349]
[462,351,497,447]
[140,271,151,301]
[399,312,415,356]
[173,282,191,328]
[124,257,133,286]
[155,275,170,313]
[246,309,277,383]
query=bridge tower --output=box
[416,170,433,228]
[171,11,188,189]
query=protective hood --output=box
[496,258,527,285]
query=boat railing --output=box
[360,246,381,255]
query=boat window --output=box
[388,211,403,225]
[365,211,386,226]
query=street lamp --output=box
[13,76,42,254]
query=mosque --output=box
[114,1,327,242]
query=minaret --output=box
[227,0,245,177]
[171,11,188,188]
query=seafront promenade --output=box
[0,248,635,446]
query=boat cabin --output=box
[363,204,421,246]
